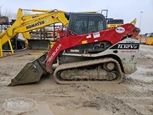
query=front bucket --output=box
[9,53,47,86]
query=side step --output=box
[9,53,48,86]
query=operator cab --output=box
[65,12,107,34]
[63,13,108,54]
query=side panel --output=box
[62,38,140,74]
[109,38,139,74]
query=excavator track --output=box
[53,58,124,84]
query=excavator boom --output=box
[0,8,69,56]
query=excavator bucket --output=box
[9,53,47,86]
[28,39,50,50]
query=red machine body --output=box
[46,23,139,73]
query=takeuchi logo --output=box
[115,27,125,33]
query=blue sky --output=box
[0,0,153,33]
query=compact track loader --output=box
[0,9,140,85]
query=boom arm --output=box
[0,8,69,46]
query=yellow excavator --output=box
[0,8,69,57]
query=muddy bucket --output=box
[9,53,47,86]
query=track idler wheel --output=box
[103,62,115,71]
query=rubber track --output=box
[53,58,124,84]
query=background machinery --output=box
[137,33,146,44]
[0,8,140,85]
[137,33,153,45]
[0,8,68,56]
[0,17,27,54]
[101,9,124,29]
[145,33,153,45]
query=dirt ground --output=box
[0,45,153,115]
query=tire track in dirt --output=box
[52,84,144,115]
[83,93,144,115]
[92,78,153,115]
